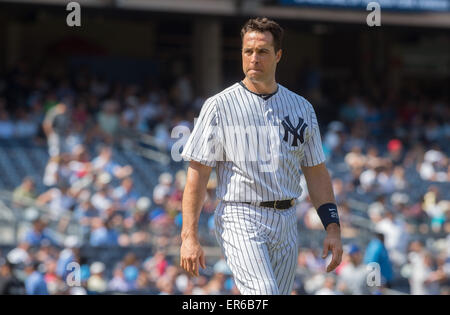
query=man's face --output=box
[34,221,44,232]
[242,31,281,83]
[349,252,362,265]
[24,179,34,191]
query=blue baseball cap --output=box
[347,244,360,255]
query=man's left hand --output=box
[322,223,343,272]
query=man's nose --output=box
[250,52,259,63]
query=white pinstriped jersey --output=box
[181,82,325,202]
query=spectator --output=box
[25,261,49,295]
[420,149,448,182]
[375,209,409,265]
[153,172,173,206]
[0,259,26,295]
[44,259,63,295]
[315,276,338,295]
[422,186,447,233]
[97,100,120,143]
[108,267,128,292]
[204,272,226,295]
[73,200,99,239]
[56,236,80,280]
[89,218,119,247]
[338,245,371,294]
[407,245,444,295]
[87,262,107,293]
[42,103,70,157]
[122,197,151,246]
[12,177,36,207]
[7,242,31,266]
[323,121,345,155]
[113,177,139,210]
[363,233,394,287]
[90,176,114,214]
[91,146,133,179]
[36,181,76,220]
[144,251,169,281]
[123,265,139,291]
[24,218,57,247]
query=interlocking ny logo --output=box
[281,116,307,147]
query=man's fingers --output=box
[326,246,343,272]
[200,252,206,270]
[322,241,330,259]
[182,259,191,275]
[191,257,199,277]
[327,258,340,272]
[326,259,338,272]
[184,256,200,277]
[186,258,192,275]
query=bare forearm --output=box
[302,164,341,232]
[181,162,212,241]
[181,183,207,240]
[303,166,336,209]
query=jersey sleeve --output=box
[301,101,326,167]
[181,97,222,167]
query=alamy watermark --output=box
[66,2,81,27]
[367,2,381,27]
[169,120,306,172]
[366,262,381,287]
[66,262,81,287]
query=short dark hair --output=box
[241,17,284,52]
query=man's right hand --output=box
[180,237,206,277]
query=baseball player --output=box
[180,17,343,295]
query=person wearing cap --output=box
[338,244,371,295]
[87,262,107,293]
[24,261,49,295]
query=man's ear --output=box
[276,49,282,63]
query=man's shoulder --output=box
[278,84,315,112]
[207,83,242,102]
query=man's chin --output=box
[246,74,263,82]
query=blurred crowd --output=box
[0,240,240,295]
[0,60,449,294]
[291,90,449,294]
[0,60,201,150]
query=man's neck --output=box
[242,77,277,95]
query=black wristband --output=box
[317,203,340,230]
